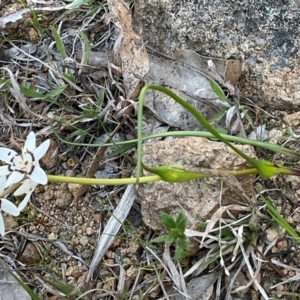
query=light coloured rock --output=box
[134,0,300,109]
[137,137,256,231]
[0,259,31,300]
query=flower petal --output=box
[0,176,6,195]
[14,178,37,196]
[0,148,18,163]
[29,165,47,184]
[24,131,36,153]
[6,171,24,187]
[0,166,10,177]
[0,198,20,216]
[34,139,50,160]
[0,213,5,236]
[18,193,31,212]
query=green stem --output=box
[47,174,161,185]
[47,168,258,185]
[52,128,300,158]
[137,84,258,181]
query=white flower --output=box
[14,178,39,212]
[0,176,20,236]
[0,132,50,188]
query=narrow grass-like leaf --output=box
[65,0,91,9]
[63,72,75,82]
[30,9,45,36]
[208,78,232,104]
[261,195,300,245]
[11,273,41,300]
[50,26,67,60]
[51,126,300,158]
[107,144,135,158]
[0,78,43,98]
[44,279,86,298]
[97,88,105,109]
[208,109,228,123]
[77,30,91,65]
[45,84,67,99]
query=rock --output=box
[40,139,58,170]
[18,242,40,264]
[55,183,73,208]
[0,259,31,300]
[134,0,300,109]
[137,137,256,231]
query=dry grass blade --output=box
[1,67,44,120]
[199,205,251,248]
[8,41,84,93]
[162,244,187,296]
[233,242,268,299]
[86,184,136,281]
[116,264,126,298]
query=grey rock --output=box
[134,0,300,109]
[0,259,31,300]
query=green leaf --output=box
[107,144,135,158]
[77,31,91,65]
[152,234,174,243]
[208,109,227,123]
[161,212,177,229]
[65,0,91,9]
[176,212,187,232]
[11,273,41,300]
[63,72,75,82]
[44,279,86,298]
[97,88,105,110]
[45,85,67,99]
[261,195,300,244]
[176,236,189,248]
[50,26,67,60]
[30,9,44,36]
[174,247,189,259]
[208,78,232,104]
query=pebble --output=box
[79,236,89,247]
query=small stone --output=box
[277,239,288,251]
[94,213,102,223]
[18,243,40,264]
[3,214,19,231]
[79,236,89,247]
[265,228,279,242]
[68,183,82,198]
[72,269,83,278]
[80,224,87,233]
[105,251,115,259]
[66,267,74,276]
[254,37,266,48]
[48,232,58,240]
[55,184,73,208]
[86,227,94,236]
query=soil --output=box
[0,1,300,300]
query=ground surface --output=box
[0,1,300,300]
